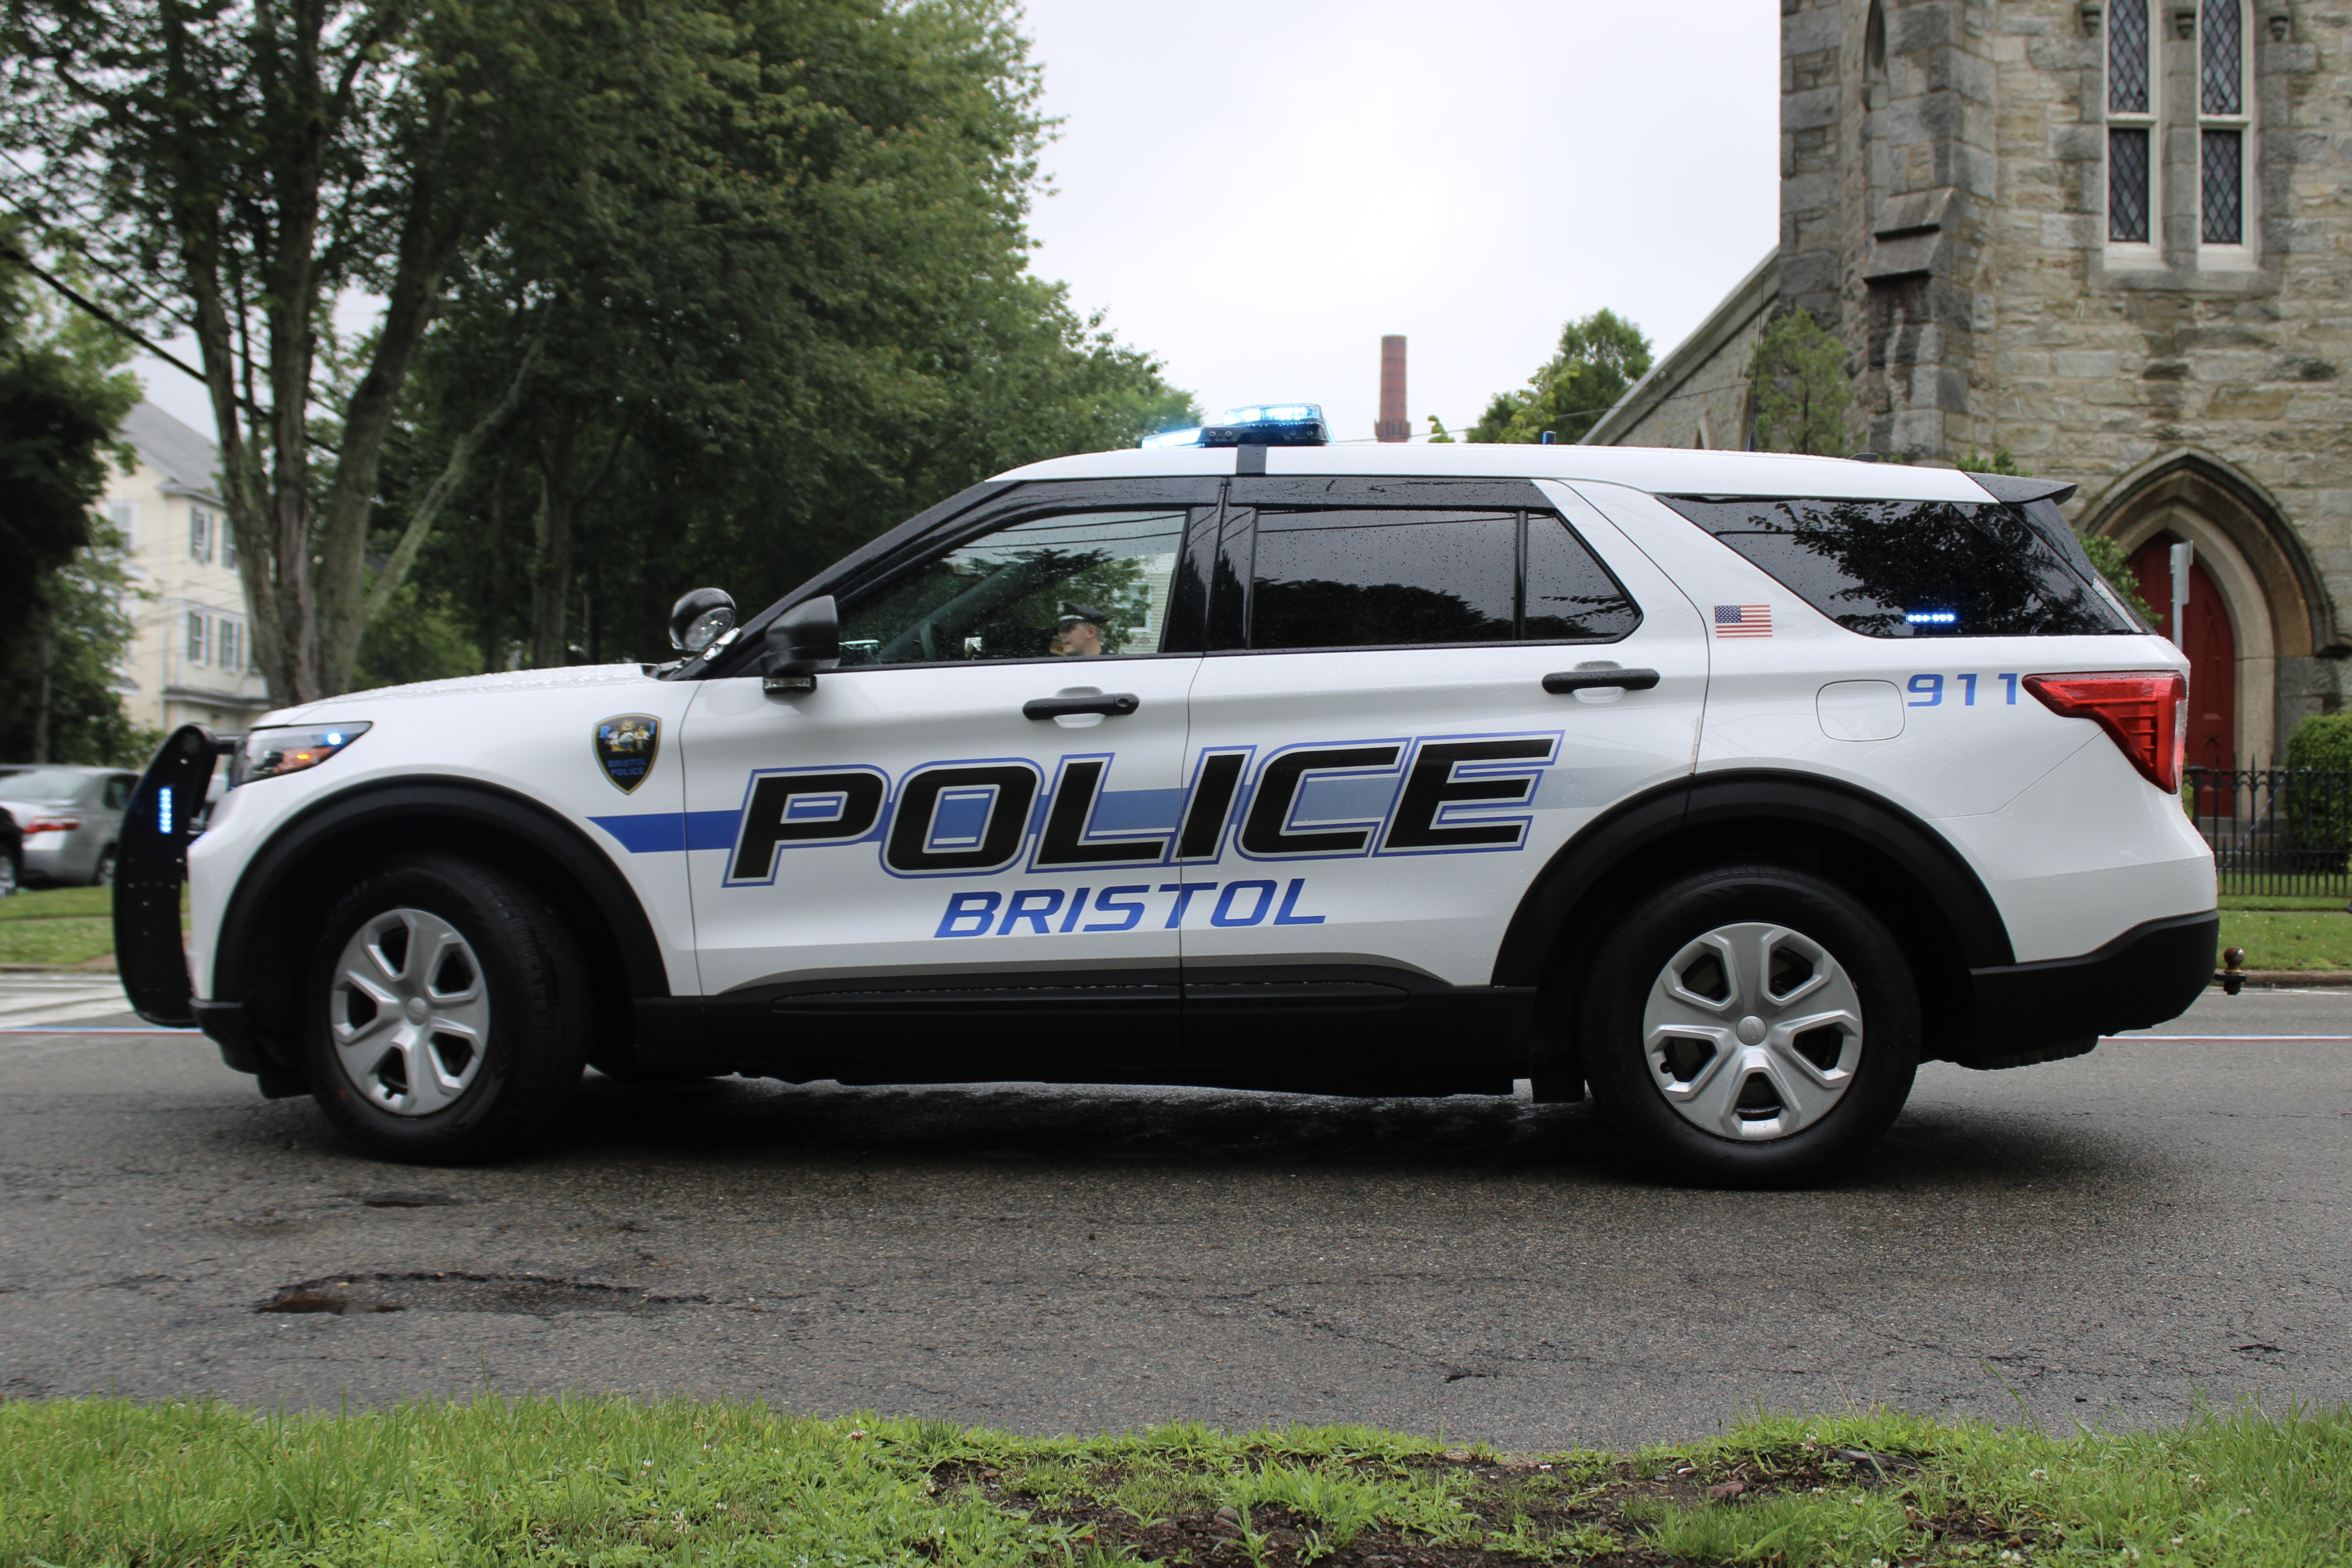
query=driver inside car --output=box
[1052,603,1109,657]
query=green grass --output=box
[1,1397,2345,1567]
[2217,893,2348,911]
[2217,907,2352,970]
[0,883,184,968]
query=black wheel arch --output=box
[1495,770,2014,1067]
[211,779,671,1070]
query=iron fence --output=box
[2184,765,2352,899]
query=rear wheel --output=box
[301,852,589,1164]
[0,843,19,897]
[90,846,117,887]
[1577,864,1919,1185]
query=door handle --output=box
[1542,668,1661,694]
[1023,692,1141,720]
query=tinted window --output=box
[1249,509,1516,649]
[1525,514,1643,641]
[103,776,133,810]
[1660,495,2131,638]
[1241,508,1640,650]
[836,510,1187,665]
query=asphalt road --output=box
[0,978,2345,1450]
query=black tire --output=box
[1577,863,1919,1186]
[0,843,20,898]
[90,846,117,887]
[301,852,589,1164]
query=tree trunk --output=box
[29,607,53,765]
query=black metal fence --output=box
[2185,766,2352,899]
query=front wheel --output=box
[1577,864,1920,1185]
[301,852,590,1164]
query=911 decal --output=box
[611,729,1565,885]
[1906,673,2024,707]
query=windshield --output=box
[0,768,93,803]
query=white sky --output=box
[137,0,1781,448]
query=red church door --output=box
[2128,536,2237,771]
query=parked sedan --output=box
[0,766,139,886]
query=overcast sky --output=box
[136,1,1780,448]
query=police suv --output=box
[113,405,2218,1181]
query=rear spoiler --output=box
[113,725,231,1027]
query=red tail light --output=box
[22,816,81,834]
[2024,671,2187,791]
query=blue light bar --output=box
[1905,610,1959,625]
[1136,403,1331,449]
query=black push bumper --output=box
[112,725,227,1029]
[1962,910,2219,1069]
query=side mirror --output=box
[669,587,737,654]
[761,595,840,691]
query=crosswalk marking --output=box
[0,977,138,1029]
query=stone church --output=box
[1587,0,2349,767]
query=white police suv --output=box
[113,407,2218,1181]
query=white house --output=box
[97,401,273,733]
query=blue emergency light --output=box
[1140,403,1331,449]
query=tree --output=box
[1748,310,1853,456]
[0,0,667,705]
[0,228,141,763]
[1467,309,1652,444]
[387,0,1196,671]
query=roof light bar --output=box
[1138,403,1331,449]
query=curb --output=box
[2217,970,2352,987]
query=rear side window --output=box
[1242,508,1640,650]
[1659,495,2131,638]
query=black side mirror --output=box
[669,587,737,654]
[761,595,840,691]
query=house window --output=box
[2199,0,2250,247]
[2108,0,2156,244]
[189,506,213,564]
[103,501,137,547]
[185,611,209,665]
[221,519,238,573]
[218,618,242,675]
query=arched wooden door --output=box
[2128,536,2237,770]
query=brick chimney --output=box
[1376,335,1410,442]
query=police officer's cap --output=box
[1057,602,1109,627]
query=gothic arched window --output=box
[2107,0,2155,245]
[2199,0,2251,249]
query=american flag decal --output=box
[1714,604,1773,638]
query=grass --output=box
[1,1397,2346,1567]
[2216,908,2352,971]
[0,883,183,968]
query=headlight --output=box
[230,722,373,787]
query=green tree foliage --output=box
[1748,310,1853,456]
[2287,712,2352,772]
[0,232,142,763]
[375,0,1193,672]
[1466,310,1652,444]
[2079,535,2160,624]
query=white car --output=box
[115,417,2219,1181]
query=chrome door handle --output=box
[1542,668,1660,694]
[1023,692,1140,720]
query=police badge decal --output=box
[593,714,661,794]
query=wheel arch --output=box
[1494,771,2014,1066]
[213,779,670,1068]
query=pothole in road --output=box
[258,1272,708,1319]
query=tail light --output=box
[22,817,81,834]
[2024,671,2188,791]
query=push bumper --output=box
[112,726,227,1030]
[1962,910,2219,1069]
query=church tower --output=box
[1596,0,2352,760]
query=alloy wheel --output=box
[329,908,493,1116]
[1640,921,1865,1141]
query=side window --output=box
[1658,495,2131,637]
[104,777,132,810]
[1525,515,1643,641]
[1240,508,1638,650]
[1248,509,1515,649]
[836,509,1187,666]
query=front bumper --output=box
[1962,909,2219,1069]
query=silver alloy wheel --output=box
[0,852,17,896]
[329,907,492,1116]
[1640,921,1865,1141]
